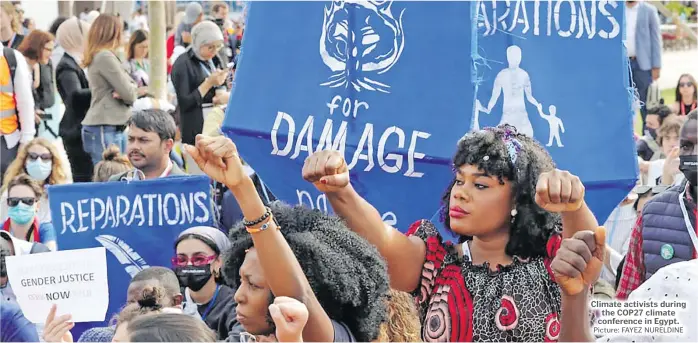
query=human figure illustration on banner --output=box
[475,45,566,147]
[538,104,565,147]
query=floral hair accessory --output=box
[485,126,523,165]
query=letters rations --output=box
[59,192,211,234]
[590,300,688,336]
[477,0,621,39]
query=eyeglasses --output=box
[7,197,37,207]
[679,82,694,88]
[27,152,52,161]
[171,253,217,267]
[206,43,224,51]
[634,185,669,197]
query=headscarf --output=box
[56,17,90,61]
[190,20,223,60]
[85,11,100,24]
[177,226,231,254]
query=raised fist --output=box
[535,169,585,212]
[551,227,606,295]
[302,150,349,193]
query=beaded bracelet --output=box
[242,207,271,227]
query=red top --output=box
[407,220,563,342]
[166,34,175,74]
[2,217,41,243]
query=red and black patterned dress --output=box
[407,220,563,342]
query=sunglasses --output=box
[27,152,52,161]
[634,185,669,197]
[171,253,217,267]
[7,197,36,207]
[679,82,694,88]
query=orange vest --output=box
[0,55,18,135]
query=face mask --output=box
[25,159,52,182]
[8,202,35,225]
[175,265,212,292]
[679,155,697,186]
[646,128,657,140]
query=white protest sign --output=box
[5,247,109,323]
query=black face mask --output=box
[646,128,657,140]
[679,155,698,186]
[175,265,212,292]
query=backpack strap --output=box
[2,47,19,128]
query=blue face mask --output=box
[8,202,35,225]
[25,159,52,182]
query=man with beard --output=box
[616,110,697,299]
[109,109,186,181]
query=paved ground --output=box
[659,48,698,90]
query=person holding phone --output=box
[171,20,228,176]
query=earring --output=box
[213,269,220,278]
[510,209,517,223]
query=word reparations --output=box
[59,192,211,234]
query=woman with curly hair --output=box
[301,124,599,342]
[184,135,390,342]
[1,137,68,226]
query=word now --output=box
[59,192,211,234]
[271,112,431,178]
[478,0,620,39]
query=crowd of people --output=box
[0,1,696,342]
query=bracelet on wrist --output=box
[242,207,271,227]
[246,214,279,234]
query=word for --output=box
[296,189,398,226]
[592,300,686,336]
[20,273,95,287]
[59,192,211,234]
[271,112,431,178]
[477,0,620,39]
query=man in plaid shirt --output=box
[617,111,697,299]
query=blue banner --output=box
[471,0,637,226]
[47,176,214,335]
[224,0,636,240]
[224,1,474,230]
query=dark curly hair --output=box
[440,124,560,259]
[222,202,390,342]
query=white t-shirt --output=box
[597,260,698,342]
[625,4,639,57]
[647,159,684,187]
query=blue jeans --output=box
[630,58,652,131]
[82,125,126,166]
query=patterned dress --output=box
[407,220,563,342]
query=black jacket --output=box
[56,53,91,142]
[171,48,223,145]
